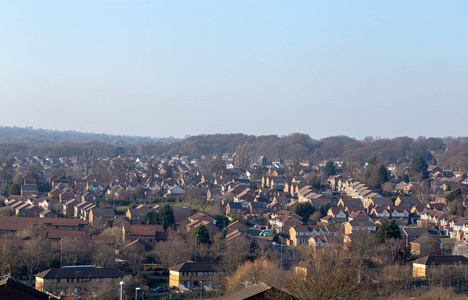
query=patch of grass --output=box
[116,206,129,212]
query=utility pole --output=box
[280,236,283,268]
[194,234,198,262]
[60,238,63,268]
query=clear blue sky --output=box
[1,1,467,139]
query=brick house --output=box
[35,266,125,296]
[89,208,116,226]
[169,261,217,290]
[122,224,165,247]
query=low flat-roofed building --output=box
[412,255,468,278]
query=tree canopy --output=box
[292,202,315,222]
[308,175,322,189]
[410,156,429,179]
[192,225,210,244]
[210,158,226,175]
[323,161,336,177]
[159,205,175,230]
[141,204,175,230]
[447,189,463,202]
[7,183,20,196]
[163,164,173,179]
[371,165,389,188]
[375,219,401,244]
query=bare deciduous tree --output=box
[152,235,191,268]
[218,236,251,277]
[101,227,123,249]
[283,248,361,300]
[382,238,406,263]
[183,187,208,212]
[0,240,19,277]
[225,258,284,293]
[378,265,412,296]
[413,180,432,205]
[127,252,144,275]
[92,244,115,268]
[346,231,375,283]
[452,243,468,258]
[62,238,90,266]
[89,280,119,300]
[21,238,51,282]
[0,206,14,217]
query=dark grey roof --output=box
[340,198,363,207]
[21,184,38,191]
[218,283,271,300]
[398,197,420,206]
[250,202,267,208]
[228,202,243,209]
[371,197,394,205]
[126,182,140,188]
[0,277,59,299]
[349,219,375,227]
[36,267,125,279]
[171,261,215,272]
[402,228,439,237]
[413,255,468,266]
[218,282,297,300]
[128,207,150,217]
[91,208,115,218]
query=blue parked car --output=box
[153,287,164,293]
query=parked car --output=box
[153,287,165,293]
[259,226,267,230]
[254,224,262,228]
[259,229,272,236]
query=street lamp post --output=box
[135,287,142,300]
[119,281,125,300]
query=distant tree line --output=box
[0,127,468,171]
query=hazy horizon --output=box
[2,1,467,139]
[3,125,467,142]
